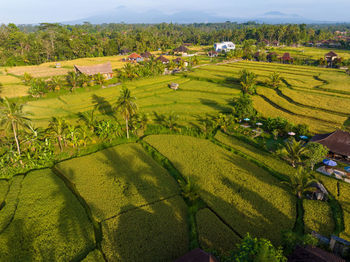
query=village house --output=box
[140,51,153,59]
[214,41,235,52]
[325,51,338,68]
[74,62,113,79]
[208,50,218,57]
[173,45,189,56]
[280,52,293,64]
[311,130,350,162]
[127,53,143,62]
[156,55,169,64]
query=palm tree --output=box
[268,72,282,89]
[78,74,91,87]
[281,137,307,167]
[66,71,79,91]
[93,73,106,86]
[115,87,138,139]
[48,117,67,151]
[239,69,257,95]
[282,168,317,199]
[0,98,30,155]
[48,76,63,91]
[23,72,33,85]
[78,109,96,131]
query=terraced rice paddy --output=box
[145,134,296,245]
[303,200,334,236]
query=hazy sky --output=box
[1,0,349,24]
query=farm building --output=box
[127,53,143,62]
[140,51,153,59]
[214,41,235,52]
[173,45,189,55]
[280,53,293,63]
[325,51,338,67]
[74,62,113,79]
[208,51,218,57]
[310,130,350,161]
[156,55,169,64]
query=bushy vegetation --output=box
[145,135,296,245]
[0,169,95,261]
[303,200,334,236]
[101,196,188,262]
[56,143,179,221]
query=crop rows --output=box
[303,200,334,236]
[145,134,296,245]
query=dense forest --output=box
[0,22,350,66]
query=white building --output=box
[214,42,236,52]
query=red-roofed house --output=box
[127,53,143,62]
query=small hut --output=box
[169,83,179,90]
[280,52,292,63]
[127,53,143,62]
[156,55,169,64]
[325,51,338,68]
[140,51,153,59]
[74,62,113,79]
[208,51,218,57]
[173,45,189,55]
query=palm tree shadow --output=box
[91,94,115,118]
[199,98,232,113]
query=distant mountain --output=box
[63,8,330,25]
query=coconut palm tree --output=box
[93,73,106,86]
[78,109,96,131]
[66,71,79,91]
[0,98,30,155]
[48,117,67,151]
[239,69,257,95]
[78,74,91,87]
[268,72,282,89]
[115,87,138,139]
[48,76,63,91]
[281,137,307,167]
[282,168,317,199]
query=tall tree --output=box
[280,137,307,167]
[115,87,138,139]
[239,69,257,95]
[0,98,30,155]
[66,71,80,91]
[268,72,282,89]
[282,168,317,199]
[48,117,67,151]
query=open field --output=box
[145,134,296,245]
[101,196,188,262]
[303,200,334,236]
[0,170,95,261]
[267,46,350,60]
[56,143,179,221]
[196,208,241,256]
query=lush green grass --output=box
[56,143,180,221]
[0,176,24,232]
[196,208,241,256]
[101,195,189,262]
[303,200,334,236]
[339,182,350,241]
[145,135,296,245]
[82,249,105,262]
[0,180,9,205]
[0,169,95,261]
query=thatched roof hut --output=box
[141,51,153,58]
[74,62,113,79]
[311,130,350,157]
[173,45,189,53]
[156,55,169,64]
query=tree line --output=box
[1,22,349,66]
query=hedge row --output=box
[56,143,180,221]
[196,208,241,256]
[145,135,296,245]
[101,196,189,262]
[303,200,334,236]
[0,169,95,261]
